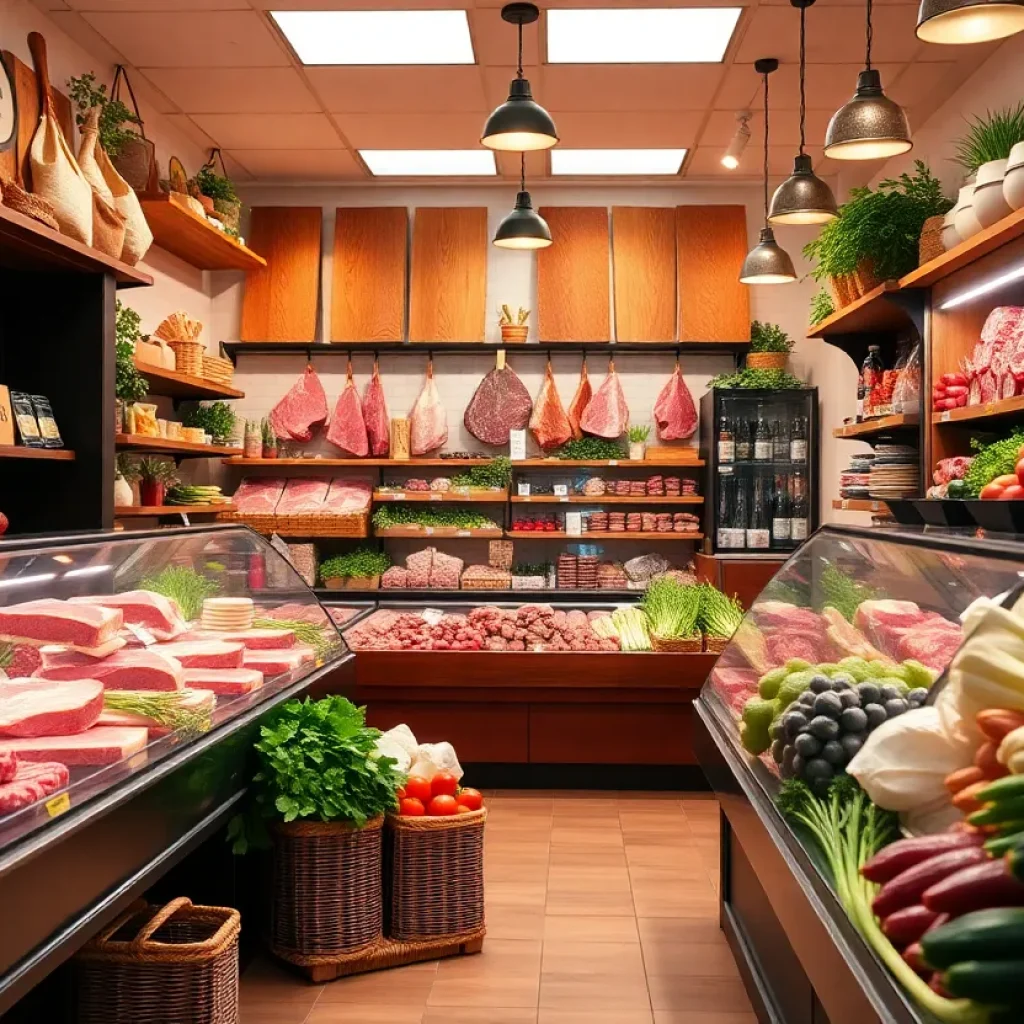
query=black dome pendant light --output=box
[481,3,558,152]
[769,0,837,225]
[494,153,552,249]
[824,0,912,160]
[740,59,797,285]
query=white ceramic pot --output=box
[952,184,984,242]
[113,474,133,507]
[629,441,647,461]
[1005,141,1024,211]
[941,209,960,251]
[973,159,1012,228]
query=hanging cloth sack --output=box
[27,32,92,245]
[76,107,125,259]
[108,65,158,194]
[96,142,152,265]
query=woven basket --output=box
[651,633,703,653]
[323,575,380,591]
[500,325,528,344]
[387,809,486,941]
[270,818,384,961]
[919,214,945,266]
[202,355,234,384]
[1,178,60,231]
[277,512,369,537]
[76,898,240,1024]
[746,352,787,370]
[169,340,203,376]
[704,635,730,654]
[461,575,512,590]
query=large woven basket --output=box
[75,898,240,1024]
[270,817,383,961]
[387,809,486,941]
[704,635,730,654]
[652,633,703,653]
[168,339,203,376]
[745,352,787,371]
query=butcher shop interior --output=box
[6,0,1024,1021]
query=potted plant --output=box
[808,288,834,328]
[195,157,241,234]
[136,456,177,507]
[747,321,793,371]
[955,103,1024,229]
[319,550,391,590]
[115,300,149,433]
[627,424,651,461]
[261,418,278,459]
[498,305,529,344]
[114,453,138,507]
[180,401,236,445]
[67,73,141,161]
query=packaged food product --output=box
[132,403,159,437]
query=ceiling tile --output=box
[542,65,728,112]
[308,66,488,114]
[81,11,290,67]
[553,111,704,148]
[160,114,218,157]
[228,149,365,180]
[334,112,486,149]
[468,7,541,66]
[141,68,321,114]
[700,107,834,147]
[714,62,906,111]
[190,113,342,150]
[65,0,248,8]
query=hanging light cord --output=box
[517,17,524,79]
[865,0,873,70]
[520,153,526,192]
[762,69,770,220]
[798,6,806,155]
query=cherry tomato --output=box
[456,804,472,814]
[405,776,432,803]
[457,787,484,811]
[999,484,1024,500]
[399,797,425,817]
[396,786,407,800]
[428,795,459,816]
[431,772,459,798]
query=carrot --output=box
[945,765,984,795]
[952,780,989,814]
[974,741,1010,779]
[977,709,1024,742]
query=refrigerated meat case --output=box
[694,525,1024,1024]
[0,523,359,1014]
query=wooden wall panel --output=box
[409,207,487,342]
[538,207,611,342]
[331,207,408,342]
[240,207,322,342]
[612,207,676,341]
[676,205,750,342]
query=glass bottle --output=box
[717,413,735,463]
[735,416,751,462]
[860,346,885,420]
[790,414,808,463]
[746,474,770,550]
[772,416,789,461]
[754,406,772,462]
[772,472,791,546]
[717,474,734,549]
[791,469,809,542]
[733,475,750,550]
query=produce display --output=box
[708,369,806,389]
[164,484,229,507]
[319,549,391,585]
[371,505,500,533]
[964,433,1024,499]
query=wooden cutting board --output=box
[612,206,676,342]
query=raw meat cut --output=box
[0,726,149,766]
[766,631,832,666]
[35,648,184,691]
[326,360,369,456]
[181,668,264,695]
[822,607,888,662]
[182,628,296,649]
[567,360,592,441]
[0,678,104,737]
[0,599,123,649]
[151,641,245,669]
[363,359,390,457]
[242,647,315,675]
[410,360,447,455]
[69,591,186,641]
[529,360,572,450]
[323,477,372,515]
[0,749,15,783]
[0,761,69,814]
[269,364,328,443]
[752,601,824,632]
[276,478,329,515]
[854,600,936,652]
[98,689,216,736]
[653,362,697,441]
[896,621,963,671]
[232,477,286,515]
[581,362,629,439]
[464,360,532,446]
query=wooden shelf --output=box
[515,458,704,468]
[832,498,889,512]
[114,504,235,517]
[511,495,703,505]
[115,434,239,457]
[375,527,504,538]
[223,457,492,468]
[933,395,1024,425]
[506,531,703,541]
[139,192,266,272]
[374,490,507,502]
[0,445,74,461]
[135,359,244,401]
[0,202,151,287]
[807,282,910,339]
[833,413,920,439]
[320,588,643,601]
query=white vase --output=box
[1005,141,1024,211]
[113,474,133,507]
[629,442,647,461]
[973,159,1012,228]
[941,209,960,251]
[952,184,984,242]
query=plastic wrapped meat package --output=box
[232,478,287,515]
[322,477,372,516]
[275,479,329,515]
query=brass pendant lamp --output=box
[917,0,1024,44]
[494,153,552,249]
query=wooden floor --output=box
[240,790,755,1024]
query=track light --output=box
[721,111,752,170]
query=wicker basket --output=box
[500,325,528,344]
[76,898,240,1024]
[461,575,513,590]
[1,178,60,231]
[919,215,945,266]
[704,635,730,654]
[323,575,380,591]
[168,340,204,376]
[270,818,384,961]
[745,352,787,371]
[202,354,234,385]
[651,633,703,653]
[277,512,369,538]
[387,809,486,941]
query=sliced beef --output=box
[36,648,184,691]
[0,678,104,737]
[151,641,245,669]
[0,761,69,814]
[323,477,372,515]
[276,478,329,515]
[269,364,328,443]
[69,591,186,641]
[567,360,593,441]
[362,359,390,457]
[0,726,149,766]
[242,647,315,675]
[0,749,15,784]
[181,627,296,649]
[653,362,697,440]
[529,360,572,450]
[581,362,629,439]
[410,360,448,454]
[232,477,287,515]
[465,361,532,446]
[0,599,123,649]
[326,360,369,456]
[181,668,264,695]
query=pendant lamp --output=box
[769,0,837,225]
[917,0,1024,44]
[740,59,797,286]
[481,3,558,152]
[494,154,552,249]
[824,0,912,160]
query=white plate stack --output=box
[201,597,254,632]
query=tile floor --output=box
[240,791,756,1024]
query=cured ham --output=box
[362,358,390,456]
[410,359,448,454]
[653,361,698,440]
[567,359,592,440]
[580,360,629,439]
[464,355,532,446]
[269,364,328,443]
[326,361,369,456]
[529,360,572,450]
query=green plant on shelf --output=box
[67,72,141,158]
[115,452,140,483]
[372,504,498,531]
[708,368,805,390]
[261,417,278,449]
[749,320,793,353]
[319,549,391,581]
[451,455,512,489]
[555,437,626,461]
[809,288,835,327]
[115,299,149,404]
[954,103,1024,177]
[627,424,651,444]
[513,562,549,577]
[194,164,238,204]
[132,456,178,486]
[180,401,237,443]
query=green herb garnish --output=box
[555,437,626,461]
[708,369,806,390]
[140,566,220,621]
[319,549,391,582]
[451,456,512,489]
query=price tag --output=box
[179,513,191,527]
[719,465,734,475]
[559,496,569,503]
[45,792,71,819]
[429,493,443,501]
[608,459,618,466]
[422,608,445,625]
[457,530,471,537]
[425,526,435,535]
[390,492,406,501]
[553,483,569,496]
[940,410,951,422]
[517,481,531,496]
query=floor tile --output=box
[315,963,436,1004]
[543,914,640,943]
[541,940,646,976]
[540,1012,653,1024]
[647,975,756,1013]
[485,906,547,940]
[427,973,540,1009]
[423,1009,537,1023]
[538,972,651,1011]
[306,1005,423,1023]
[640,942,741,977]
[637,918,727,946]
[545,886,636,916]
[654,1014,756,1024]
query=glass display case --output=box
[0,524,347,853]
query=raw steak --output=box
[765,631,831,666]
[0,599,123,649]
[326,360,369,456]
[181,668,264,695]
[269,364,328,443]
[181,628,296,649]
[896,621,963,672]
[853,600,935,655]
[752,601,825,632]
[323,477,372,515]
[69,591,186,641]
[151,641,245,669]
[410,360,448,454]
[465,364,532,446]
[0,726,149,766]
[242,647,315,675]
[0,749,15,783]
[529,361,572,450]
[567,360,592,441]
[0,761,69,814]
[98,689,216,736]
[232,477,286,515]
[35,648,184,691]
[363,359,390,457]
[822,607,888,662]
[581,363,629,439]
[0,678,104,737]
[276,478,329,515]
[653,363,697,440]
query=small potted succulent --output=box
[261,418,278,459]
[955,103,1024,229]
[747,321,793,371]
[136,456,177,507]
[498,305,529,344]
[627,424,651,461]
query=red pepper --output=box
[872,846,989,919]
[882,904,940,948]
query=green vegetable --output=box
[261,418,277,448]
[627,424,651,443]
[697,584,744,638]
[555,437,626,461]
[67,72,141,158]
[450,456,512,489]
[180,401,237,443]
[964,430,1024,497]
[820,563,879,622]
[640,577,701,640]
[708,369,806,390]
[165,485,224,505]
[809,287,835,327]
[371,505,498,531]
[611,606,651,651]
[103,691,211,736]
[252,617,341,662]
[140,566,220,621]
[947,479,967,500]
[513,562,549,577]
[923,909,1024,970]
[320,549,391,581]
[899,659,938,689]
[115,300,149,404]
[132,456,177,486]
[954,103,1024,176]
[758,665,790,700]
[749,320,793,354]
[943,960,1024,1004]
[983,830,1024,856]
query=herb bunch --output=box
[181,401,237,442]
[140,565,220,621]
[709,369,805,390]
[555,437,625,461]
[954,103,1024,176]
[115,299,149,404]
[750,321,793,354]
[320,549,391,581]
[451,456,512,489]
[809,288,836,327]
[372,505,498,530]
[195,165,238,203]
[963,429,1024,496]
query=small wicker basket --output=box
[651,633,703,653]
[169,339,204,376]
[704,635,730,654]
[745,352,787,371]
[75,898,240,1024]
[500,325,528,344]
[919,214,945,266]
[323,575,380,591]
[202,354,235,385]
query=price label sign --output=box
[45,792,71,819]
[457,530,471,537]
[391,492,406,500]
[517,481,531,496]
[425,526,435,535]
[940,410,951,422]
[429,493,443,501]
[553,484,569,496]
[608,459,618,466]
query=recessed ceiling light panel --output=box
[547,8,742,63]
[360,150,497,176]
[551,149,687,175]
[271,10,475,65]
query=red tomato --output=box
[399,797,425,817]
[993,474,1019,489]
[980,483,1006,500]
[999,484,1024,500]
[405,776,432,803]
[396,786,407,800]
[428,795,459,816]
[457,787,484,811]
[431,772,459,798]
[1016,459,1024,487]
[456,804,472,814]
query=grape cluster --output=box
[769,673,929,796]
